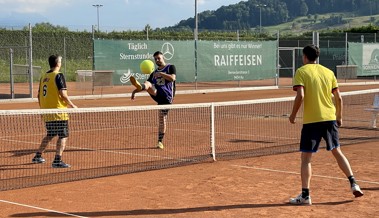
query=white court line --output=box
[0,200,88,218]
[232,164,379,185]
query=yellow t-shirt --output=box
[38,71,68,122]
[293,64,338,124]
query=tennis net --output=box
[1,89,379,190]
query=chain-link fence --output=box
[0,26,93,99]
[1,26,378,99]
[0,26,31,98]
[279,32,379,80]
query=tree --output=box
[24,22,69,32]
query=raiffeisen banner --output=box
[197,41,277,81]
[94,39,277,85]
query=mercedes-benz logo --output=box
[161,42,174,60]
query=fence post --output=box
[9,48,14,99]
[276,30,280,86]
[312,31,319,64]
[28,23,33,98]
[64,37,67,76]
[345,32,348,65]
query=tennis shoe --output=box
[351,184,364,198]
[52,160,71,168]
[289,194,312,205]
[32,156,45,164]
[130,76,142,91]
[156,142,164,149]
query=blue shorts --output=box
[45,120,69,139]
[300,121,340,152]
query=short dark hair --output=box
[153,51,163,57]
[303,45,320,62]
[48,55,62,68]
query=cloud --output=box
[0,0,72,13]
[197,0,206,5]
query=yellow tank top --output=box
[38,71,68,121]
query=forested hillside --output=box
[171,0,379,30]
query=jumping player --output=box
[130,51,176,149]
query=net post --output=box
[210,103,216,161]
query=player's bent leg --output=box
[32,136,53,164]
[130,76,142,91]
[331,148,363,197]
[52,137,71,168]
[331,147,354,177]
[146,82,157,96]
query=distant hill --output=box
[265,13,379,35]
[168,0,379,31]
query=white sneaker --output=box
[351,184,364,198]
[289,194,312,205]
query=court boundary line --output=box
[0,199,88,218]
[232,164,379,185]
[0,86,279,103]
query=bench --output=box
[364,94,379,128]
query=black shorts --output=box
[45,120,69,138]
[150,92,172,105]
[300,121,340,152]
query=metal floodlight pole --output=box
[195,0,198,41]
[194,0,198,90]
[92,4,103,32]
[256,4,267,34]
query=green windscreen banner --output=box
[349,42,379,76]
[197,41,277,81]
[94,39,195,85]
[94,39,278,85]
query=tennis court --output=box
[0,83,378,217]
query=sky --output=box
[0,0,244,31]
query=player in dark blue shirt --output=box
[130,51,176,149]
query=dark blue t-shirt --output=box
[147,64,176,104]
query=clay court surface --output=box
[0,80,379,217]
